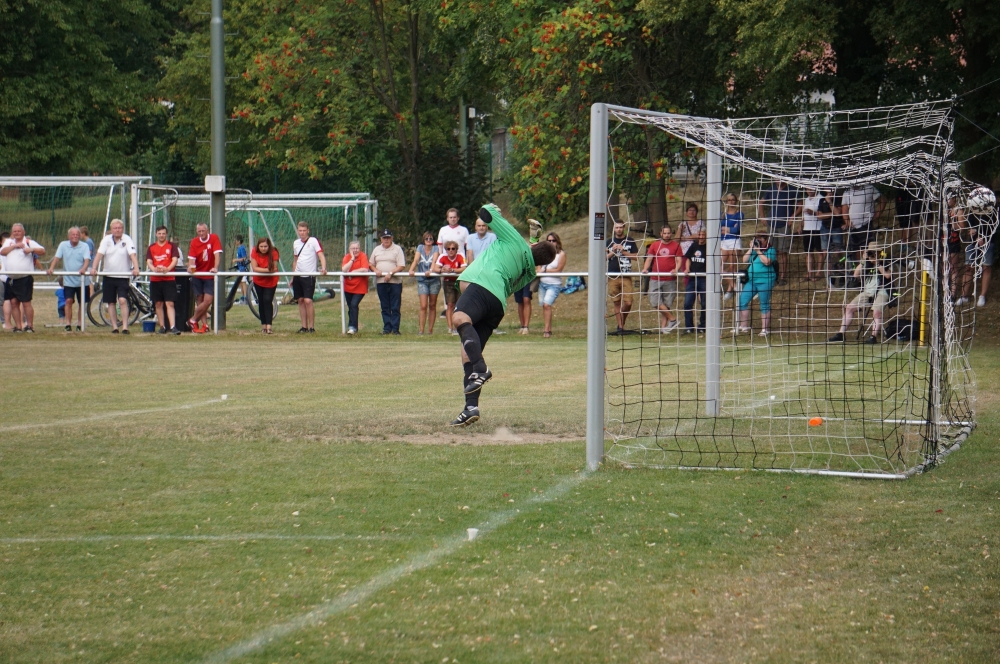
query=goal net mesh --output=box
[602,101,997,477]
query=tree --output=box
[0,0,179,174]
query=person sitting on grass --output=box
[448,204,557,427]
[737,233,777,337]
[828,242,891,345]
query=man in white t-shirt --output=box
[291,221,327,333]
[437,208,470,315]
[0,223,45,332]
[799,187,826,281]
[90,219,139,334]
[437,208,470,260]
[841,184,885,256]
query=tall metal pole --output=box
[586,104,609,471]
[705,151,722,415]
[210,0,227,329]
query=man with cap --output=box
[370,228,406,334]
[828,242,892,344]
[448,204,557,426]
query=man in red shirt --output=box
[146,225,181,334]
[187,223,223,333]
[641,224,684,333]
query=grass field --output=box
[1,328,998,663]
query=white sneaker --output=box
[665,320,679,332]
[758,329,769,337]
[347,327,356,335]
[738,327,751,334]
[723,291,734,301]
[955,297,969,306]
[978,295,987,308]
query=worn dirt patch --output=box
[387,427,580,446]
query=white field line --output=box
[0,398,224,432]
[0,533,394,545]
[204,471,591,664]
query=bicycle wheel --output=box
[247,285,279,322]
[86,287,106,326]
[225,275,243,313]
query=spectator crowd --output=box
[2,182,993,341]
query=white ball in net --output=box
[967,186,996,215]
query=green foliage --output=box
[0,0,179,174]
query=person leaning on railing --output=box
[341,241,370,335]
[250,237,280,335]
[91,219,139,335]
[370,229,406,335]
[1,224,45,332]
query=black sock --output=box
[457,323,486,373]
[463,362,479,409]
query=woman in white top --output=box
[536,232,566,338]
[800,187,825,281]
[678,203,705,255]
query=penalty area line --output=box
[0,533,397,545]
[0,398,226,432]
[204,471,592,664]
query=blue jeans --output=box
[684,276,706,329]
[376,283,402,332]
[345,292,364,330]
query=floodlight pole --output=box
[210,0,227,329]
[705,150,722,415]
[586,104,609,471]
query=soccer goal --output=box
[135,187,379,267]
[0,176,151,252]
[585,101,998,478]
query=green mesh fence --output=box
[142,195,376,275]
[0,185,126,258]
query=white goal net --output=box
[585,101,998,478]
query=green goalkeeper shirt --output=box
[458,204,536,310]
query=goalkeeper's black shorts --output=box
[455,283,505,349]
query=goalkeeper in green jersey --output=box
[449,204,557,426]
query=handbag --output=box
[738,269,749,285]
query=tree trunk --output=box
[406,7,422,227]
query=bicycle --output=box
[87,279,156,327]
[224,273,281,322]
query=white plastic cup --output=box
[467,528,479,541]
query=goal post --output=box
[585,101,997,478]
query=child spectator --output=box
[683,230,708,332]
[433,240,467,334]
[342,241,370,335]
[232,234,250,304]
[408,232,440,335]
